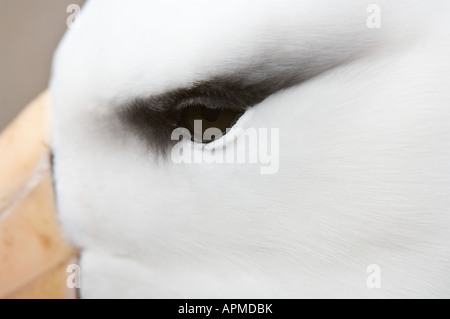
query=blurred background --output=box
[0,0,85,131]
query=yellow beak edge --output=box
[0,92,77,299]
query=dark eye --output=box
[178,104,244,143]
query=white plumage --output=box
[51,0,450,298]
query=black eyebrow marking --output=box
[120,68,309,155]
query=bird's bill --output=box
[0,92,77,299]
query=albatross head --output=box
[12,0,450,297]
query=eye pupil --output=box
[201,106,220,122]
[178,104,244,144]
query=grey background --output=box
[0,0,85,131]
